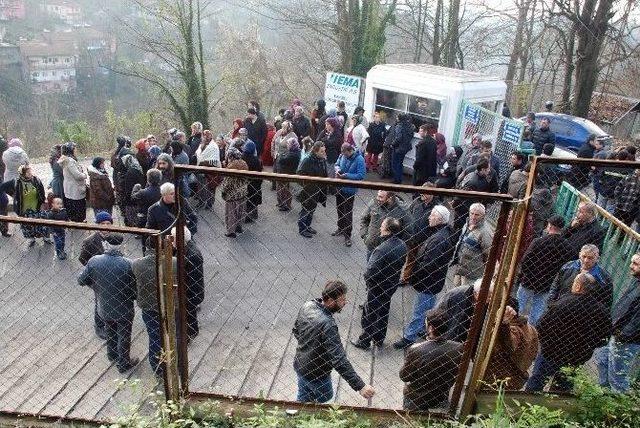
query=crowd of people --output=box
[0,99,638,411]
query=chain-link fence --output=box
[465,156,640,414]
[172,160,512,417]
[0,214,169,422]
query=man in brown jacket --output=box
[484,302,539,390]
[399,308,463,411]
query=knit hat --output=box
[148,145,162,159]
[243,140,256,155]
[8,138,22,148]
[431,205,450,224]
[95,211,113,224]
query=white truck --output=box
[361,64,507,172]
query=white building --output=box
[18,39,77,93]
[43,0,82,26]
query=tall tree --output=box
[441,0,460,68]
[111,0,213,131]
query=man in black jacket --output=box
[412,124,437,186]
[563,201,605,258]
[146,182,198,235]
[391,113,414,184]
[597,253,640,393]
[132,168,162,254]
[293,281,375,402]
[244,107,267,155]
[352,218,407,349]
[394,206,456,349]
[517,215,572,326]
[526,272,611,392]
[171,226,204,340]
[399,308,463,411]
[531,117,555,155]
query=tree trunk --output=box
[505,0,530,104]
[442,0,460,68]
[571,0,615,118]
[432,0,442,65]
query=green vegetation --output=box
[106,370,639,428]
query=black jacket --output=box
[519,234,573,293]
[406,197,439,247]
[393,118,414,155]
[5,177,46,215]
[399,338,463,411]
[612,279,640,344]
[538,292,611,366]
[364,235,407,294]
[366,121,387,155]
[146,198,198,235]
[531,127,555,155]
[79,232,104,266]
[562,219,606,259]
[122,168,146,207]
[242,152,263,208]
[413,136,438,186]
[188,133,202,165]
[435,285,475,343]
[185,241,204,308]
[131,184,162,226]
[292,116,311,142]
[244,117,268,155]
[296,153,327,210]
[549,260,613,309]
[276,151,301,175]
[293,299,365,391]
[316,129,343,164]
[410,225,456,295]
[572,143,595,189]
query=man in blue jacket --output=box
[78,234,139,373]
[352,218,407,349]
[598,252,640,393]
[332,143,366,247]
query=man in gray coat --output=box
[360,190,409,260]
[79,234,139,373]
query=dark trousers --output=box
[336,193,355,238]
[525,353,573,392]
[65,197,86,222]
[105,315,134,368]
[52,231,65,253]
[186,300,199,338]
[142,309,163,374]
[0,191,8,234]
[359,288,396,345]
[298,207,315,233]
[391,151,405,184]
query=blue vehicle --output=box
[522,113,613,153]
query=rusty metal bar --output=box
[449,201,512,416]
[0,215,158,235]
[174,165,514,201]
[536,156,639,168]
[173,170,190,394]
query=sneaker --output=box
[95,328,107,341]
[43,237,53,244]
[308,227,317,235]
[244,217,255,224]
[236,226,244,233]
[299,230,313,238]
[330,229,342,236]
[28,239,36,247]
[393,338,414,350]
[344,237,352,247]
[117,358,140,373]
[225,232,237,238]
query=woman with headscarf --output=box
[241,141,263,222]
[271,121,297,173]
[310,99,326,140]
[88,157,115,217]
[345,115,369,153]
[194,129,221,209]
[0,164,48,246]
[316,117,343,178]
[121,153,146,226]
[261,124,276,169]
[221,147,248,238]
[135,138,152,175]
[434,133,447,170]
[48,145,64,198]
[171,140,191,197]
[58,142,87,222]
[229,118,244,140]
[3,138,29,183]
[276,137,301,212]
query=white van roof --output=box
[371,64,503,83]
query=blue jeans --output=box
[597,337,640,393]
[403,292,436,342]
[298,207,314,233]
[52,231,65,254]
[296,372,333,403]
[525,353,572,392]
[142,310,163,375]
[595,194,616,214]
[391,151,405,183]
[516,286,549,327]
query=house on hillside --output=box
[17,39,77,93]
[589,92,640,140]
[0,40,22,80]
[0,0,25,21]
[43,0,82,26]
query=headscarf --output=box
[92,157,106,172]
[231,118,244,139]
[325,117,339,132]
[243,141,257,156]
[327,109,337,118]
[49,145,61,164]
[226,146,242,161]
[122,154,143,174]
[18,164,30,180]
[287,137,300,153]
[170,141,183,156]
[435,133,447,162]
[148,145,162,162]
[8,138,22,148]
[135,138,147,152]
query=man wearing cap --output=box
[352,106,369,129]
[79,212,118,339]
[394,205,456,349]
[79,233,139,373]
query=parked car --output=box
[521,112,613,153]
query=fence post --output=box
[157,235,180,402]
